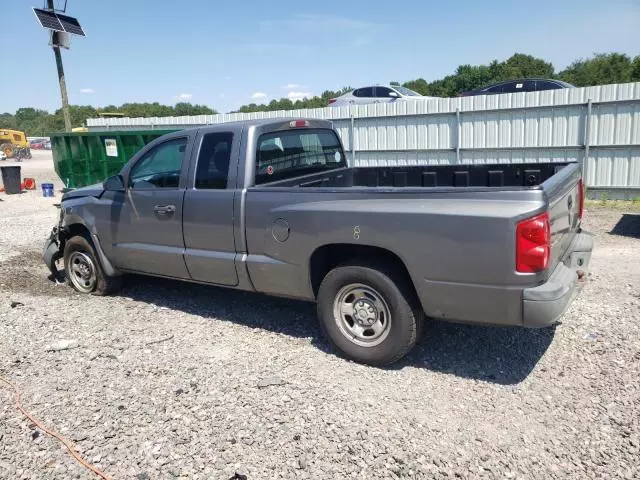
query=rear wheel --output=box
[317,262,423,365]
[63,235,122,296]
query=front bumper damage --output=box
[43,226,64,282]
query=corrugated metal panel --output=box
[586,148,640,187]
[86,82,640,189]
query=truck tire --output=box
[317,262,423,365]
[63,235,122,296]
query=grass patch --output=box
[584,198,640,212]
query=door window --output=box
[534,80,562,91]
[353,87,375,98]
[485,83,505,94]
[375,87,396,97]
[195,132,233,189]
[130,138,187,189]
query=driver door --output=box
[110,136,191,279]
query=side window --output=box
[195,132,233,189]
[354,87,375,98]
[535,80,561,91]
[486,84,504,94]
[502,82,524,93]
[504,81,531,93]
[375,87,395,97]
[255,129,346,184]
[130,138,187,189]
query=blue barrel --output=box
[41,183,55,197]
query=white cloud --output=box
[252,92,267,99]
[282,83,302,89]
[176,93,193,101]
[287,91,313,101]
[219,93,226,99]
[80,88,94,94]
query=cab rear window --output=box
[255,128,346,184]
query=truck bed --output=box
[245,160,583,326]
[263,163,570,190]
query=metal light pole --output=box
[47,0,72,132]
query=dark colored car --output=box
[460,79,574,96]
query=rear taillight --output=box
[578,178,584,219]
[328,98,337,104]
[516,212,550,273]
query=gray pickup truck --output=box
[44,118,593,365]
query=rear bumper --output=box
[522,231,594,327]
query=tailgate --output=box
[543,164,583,272]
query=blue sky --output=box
[4,0,639,113]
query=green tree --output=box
[501,53,554,80]
[174,103,216,115]
[402,54,555,97]
[632,55,640,81]
[559,53,636,86]
[0,113,18,130]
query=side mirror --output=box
[388,91,400,98]
[103,174,125,192]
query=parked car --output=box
[43,118,592,366]
[460,78,574,96]
[329,85,435,106]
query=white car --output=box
[328,85,435,106]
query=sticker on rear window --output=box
[266,165,274,175]
[334,151,341,162]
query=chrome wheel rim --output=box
[333,283,392,347]
[68,251,97,293]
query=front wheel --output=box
[317,262,423,366]
[63,235,122,296]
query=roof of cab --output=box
[192,118,334,134]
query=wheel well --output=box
[61,223,92,245]
[309,244,417,299]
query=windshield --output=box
[393,86,422,97]
[255,128,346,184]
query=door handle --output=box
[154,204,176,215]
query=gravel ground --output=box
[1,154,639,479]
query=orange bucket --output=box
[23,178,36,190]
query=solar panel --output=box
[32,8,85,37]
[33,8,64,33]
[57,13,85,36]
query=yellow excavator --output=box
[0,129,30,158]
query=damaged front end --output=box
[43,208,65,283]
